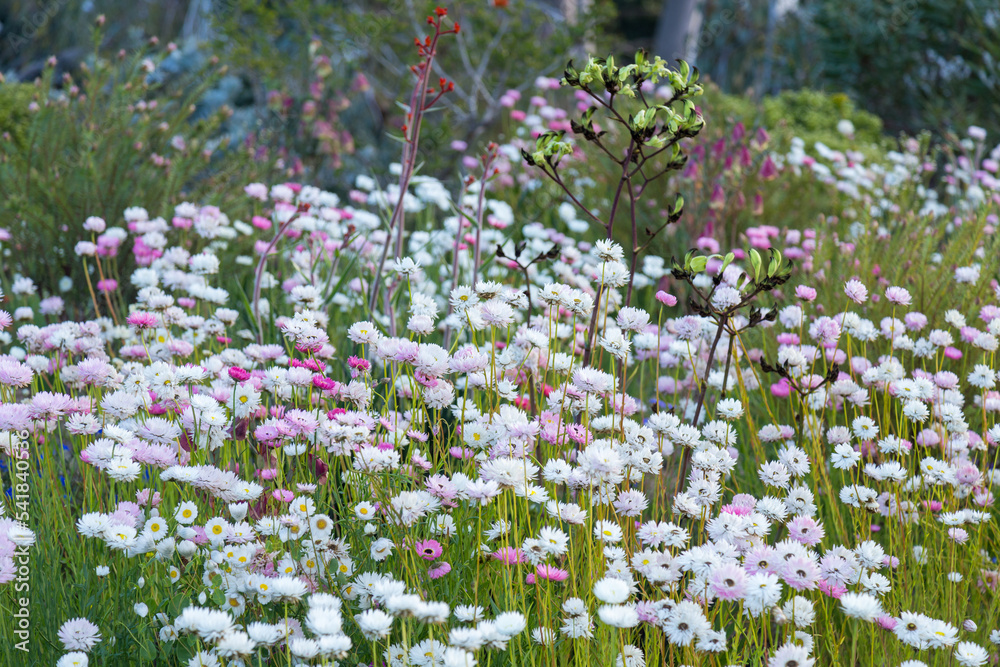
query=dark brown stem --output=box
[368,18,454,316]
[721,334,735,398]
[519,261,534,316]
[580,284,604,368]
[678,313,728,484]
[605,139,635,238]
[625,184,639,306]
[543,168,604,226]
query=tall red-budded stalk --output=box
[367,7,459,317]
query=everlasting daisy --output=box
[616,645,645,667]
[58,618,102,652]
[593,577,630,604]
[174,501,198,525]
[593,520,624,543]
[768,643,815,667]
[716,398,744,420]
[415,539,443,561]
[56,653,89,667]
[494,611,527,636]
[884,286,912,307]
[851,416,878,441]
[709,562,747,600]
[840,592,882,621]
[597,605,639,628]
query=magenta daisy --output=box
[126,311,159,329]
[428,561,452,579]
[534,565,569,582]
[415,539,443,560]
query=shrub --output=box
[0,81,34,148]
[701,84,888,154]
[0,24,275,315]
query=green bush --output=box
[0,26,276,314]
[700,84,889,155]
[689,0,1000,141]
[761,89,885,148]
[813,0,1000,138]
[0,81,35,148]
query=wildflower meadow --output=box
[2,5,1000,667]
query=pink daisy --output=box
[534,565,569,582]
[428,561,452,579]
[415,539,443,561]
[884,286,912,307]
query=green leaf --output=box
[749,248,762,283]
[211,588,226,606]
[720,252,736,274]
[140,639,157,662]
[683,249,696,271]
[767,249,782,278]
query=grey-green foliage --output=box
[812,0,1000,137]
[692,0,1000,139]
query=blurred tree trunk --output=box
[758,0,778,98]
[653,0,701,61]
[182,0,213,42]
[562,0,590,25]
